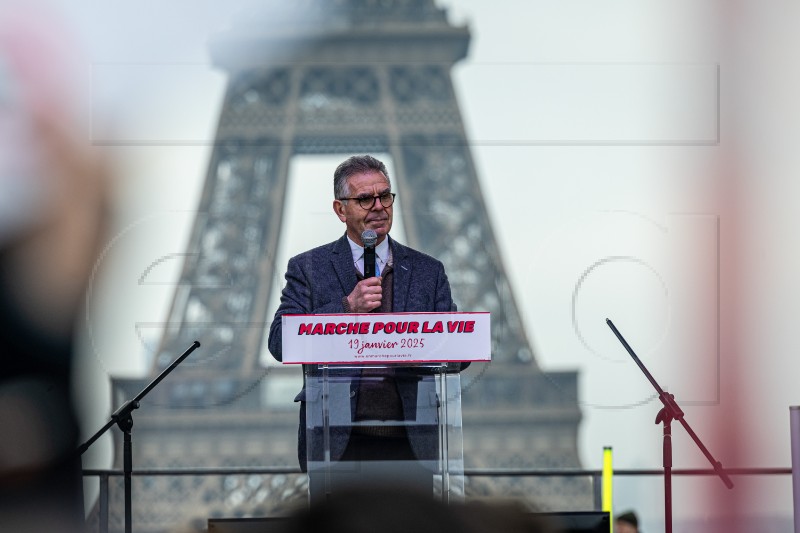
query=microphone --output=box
[361,229,378,278]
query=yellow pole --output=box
[602,446,613,533]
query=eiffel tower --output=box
[104,2,589,531]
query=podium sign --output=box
[281,312,491,364]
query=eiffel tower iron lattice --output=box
[102,2,590,531]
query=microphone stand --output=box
[78,341,201,533]
[605,320,733,533]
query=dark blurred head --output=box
[615,510,639,533]
[283,484,554,533]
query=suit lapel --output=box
[390,237,412,312]
[331,234,358,298]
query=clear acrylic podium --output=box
[304,363,464,504]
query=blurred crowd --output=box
[0,3,112,531]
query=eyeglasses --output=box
[339,192,396,210]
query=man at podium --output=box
[267,155,459,475]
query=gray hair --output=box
[333,155,390,200]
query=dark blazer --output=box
[267,234,457,469]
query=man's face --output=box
[333,170,393,246]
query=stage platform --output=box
[208,511,610,533]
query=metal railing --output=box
[82,466,791,533]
